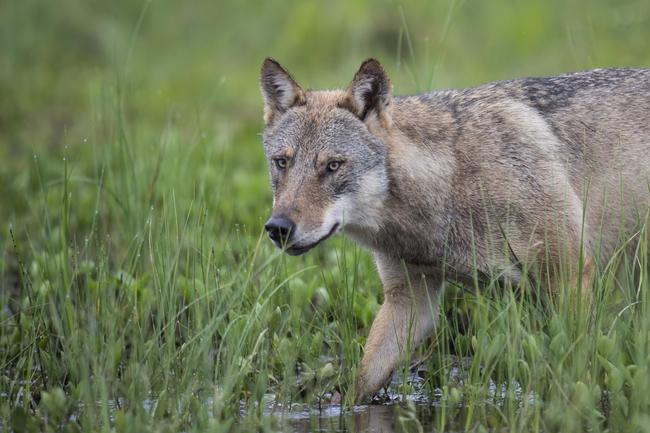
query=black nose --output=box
[264,216,295,244]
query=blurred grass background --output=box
[2,0,650,432]
[2,0,650,225]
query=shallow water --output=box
[3,358,521,432]
[264,360,522,433]
[281,403,444,433]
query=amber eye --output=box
[274,158,287,169]
[327,160,342,172]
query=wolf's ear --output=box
[260,58,305,124]
[344,59,392,121]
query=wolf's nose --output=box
[264,216,295,244]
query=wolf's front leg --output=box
[355,255,442,403]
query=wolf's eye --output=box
[327,161,342,172]
[274,158,288,169]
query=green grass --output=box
[2,0,650,432]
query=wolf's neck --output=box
[348,96,462,264]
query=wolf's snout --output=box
[264,216,295,244]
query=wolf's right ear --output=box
[260,58,305,125]
[343,59,392,122]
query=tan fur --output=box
[259,59,650,402]
[355,254,442,400]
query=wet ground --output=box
[264,360,521,433]
[280,402,445,433]
[3,358,520,432]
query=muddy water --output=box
[265,364,515,433]
[265,362,536,433]
[279,402,447,433]
[105,360,515,432]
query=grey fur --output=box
[259,58,650,401]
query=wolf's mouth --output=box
[283,223,340,256]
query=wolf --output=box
[258,57,650,402]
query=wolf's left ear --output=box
[344,59,392,121]
[260,58,305,124]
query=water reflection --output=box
[289,404,404,433]
[266,358,518,432]
[279,401,464,433]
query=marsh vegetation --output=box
[2,1,650,432]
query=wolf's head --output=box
[259,58,391,255]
